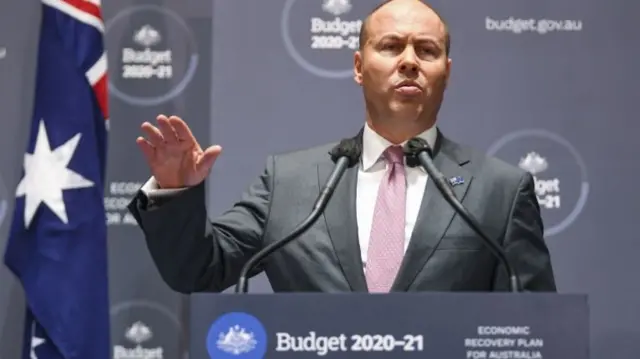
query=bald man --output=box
[128,0,557,293]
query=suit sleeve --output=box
[493,172,557,292]
[127,156,274,293]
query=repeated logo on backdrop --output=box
[105,5,199,106]
[103,5,200,227]
[487,129,589,237]
[281,0,366,79]
[110,300,184,359]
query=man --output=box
[128,0,556,293]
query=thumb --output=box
[196,145,222,174]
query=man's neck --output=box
[366,117,435,145]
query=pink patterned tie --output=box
[365,145,406,292]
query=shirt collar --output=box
[361,122,438,171]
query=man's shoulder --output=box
[270,141,339,165]
[259,141,341,185]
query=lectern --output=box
[190,292,588,358]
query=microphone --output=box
[403,137,522,292]
[234,138,361,293]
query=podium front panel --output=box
[190,292,588,358]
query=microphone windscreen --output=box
[329,138,361,166]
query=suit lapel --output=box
[391,139,474,291]
[319,162,369,292]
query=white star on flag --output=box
[16,119,95,227]
[29,320,45,359]
[30,335,45,359]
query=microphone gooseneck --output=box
[234,138,361,293]
[403,137,522,292]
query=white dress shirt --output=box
[141,123,439,267]
[356,123,437,267]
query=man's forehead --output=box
[367,2,446,39]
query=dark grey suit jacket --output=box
[128,130,556,293]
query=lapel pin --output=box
[449,176,464,186]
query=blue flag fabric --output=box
[3,1,110,358]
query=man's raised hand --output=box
[136,115,222,189]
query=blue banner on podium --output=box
[191,293,588,358]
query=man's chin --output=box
[389,100,424,115]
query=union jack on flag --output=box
[3,0,110,358]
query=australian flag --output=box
[3,0,110,358]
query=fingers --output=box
[142,115,197,148]
[156,115,179,145]
[169,116,197,145]
[139,115,188,147]
[196,145,223,174]
[140,122,165,147]
[139,114,209,168]
[136,137,155,163]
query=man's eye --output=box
[381,43,399,50]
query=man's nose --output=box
[398,50,419,73]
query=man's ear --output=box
[353,51,363,86]
[444,57,452,88]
